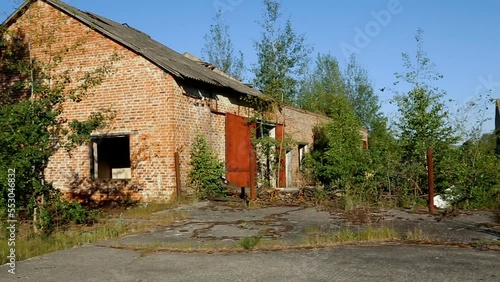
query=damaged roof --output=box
[2,0,264,98]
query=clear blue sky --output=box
[2,0,500,133]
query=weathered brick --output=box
[4,0,336,202]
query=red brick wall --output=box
[281,106,331,145]
[171,84,255,191]
[280,106,331,187]
[6,1,340,201]
[7,1,181,201]
[276,106,368,187]
[6,0,258,201]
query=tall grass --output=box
[0,205,187,264]
[0,221,127,264]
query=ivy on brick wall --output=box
[0,24,117,235]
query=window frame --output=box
[90,134,131,180]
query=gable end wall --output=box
[7,1,182,201]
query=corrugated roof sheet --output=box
[3,0,264,98]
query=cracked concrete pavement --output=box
[99,201,500,248]
[1,244,499,281]
[1,202,499,281]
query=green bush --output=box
[34,192,100,237]
[303,95,366,191]
[438,138,500,209]
[188,133,225,199]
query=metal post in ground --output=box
[174,151,181,200]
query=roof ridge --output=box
[3,0,264,98]
[182,52,245,84]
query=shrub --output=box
[33,191,100,237]
[188,133,225,199]
[303,95,366,191]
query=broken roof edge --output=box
[282,105,332,120]
[281,105,368,136]
[2,0,265,99]
[183,52,244,84]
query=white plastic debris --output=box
[434,194,450,209]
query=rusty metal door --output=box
[225,113,256,198]
[275,124,286,188]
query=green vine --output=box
[240,94,296,188]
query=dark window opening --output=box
[90,136,131,180]
[255,123,274,139]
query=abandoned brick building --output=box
[2,0,367,202]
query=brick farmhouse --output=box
[2,0,367,202]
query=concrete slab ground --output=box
[1,244,498,281]
[1,202,499,281]
[99,202,346,247]
[99,202,499,248]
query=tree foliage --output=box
[303,95,365,190]
[0,24,116,233]
[298,54,365,190]
[297,53,345,117]
[436,95,500,208]
[344,54,383,132]
[202,9,245,80]
[391,28,457,197]
[261,25,499,209]
[450,136,500,208]
[253,0,311,104]
[298,53,386,130]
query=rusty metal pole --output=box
[174,151,181,200]
[427,147,435,214]
[249,145,256,200]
